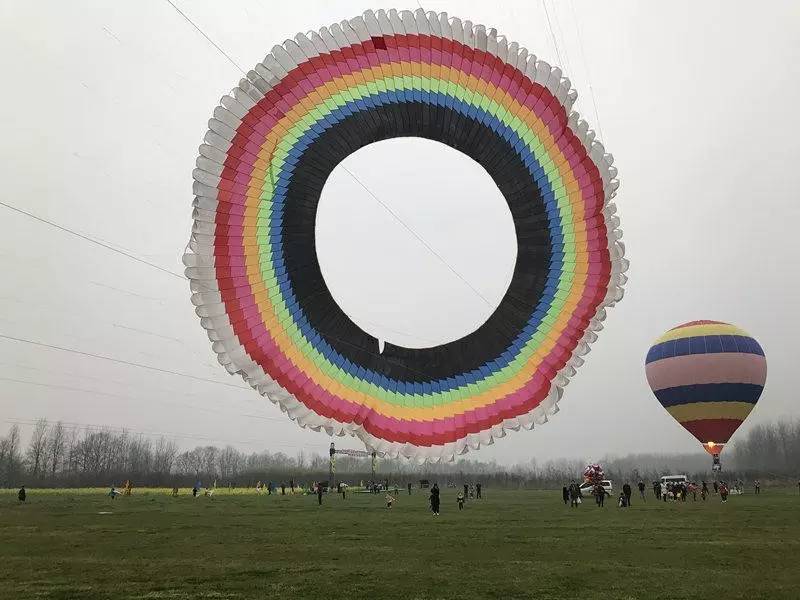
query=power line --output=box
[164,0,246,75]
[4,417,307,450]
[547,0,575,79]
[0,200,184,280]
[0,333,250,391]
[164,1,495,311]
[0,377,129,401]
[542,0,564,68]
[567,0,606,142]
[341,166,494,308]
[0,362,299,425]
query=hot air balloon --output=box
[645,321,766,469]
[184,9,627,461]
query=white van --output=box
[660,475,688,485]
[579,480,613,495]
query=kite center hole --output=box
[316,138,517,351]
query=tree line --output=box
[1,418,798,489]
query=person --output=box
[171,486,179,497]
[661,482,668,502]
[702,480,709,496]
[281,483,286,496]
[430,483,440,516]
[386,493,395,509]
[457,491,465,510]
[192,486,198,498]
[713,480,719,494]
[568,481,581,507]
[562,486,569,505]
[394,484,399,497]
[622,482,632,506]
[463,483,469,501]
[290,479,294,493]
[595,483,606,507]
[108,486,120,500]
[754,480,760,495]
[408,482,412,495]
[469,484,475,499]
[638,481,646,501]
[476,482,482,499]
[341,484,347,500]
[317,483,323,506]
[653,481,661,500]
[720,482,729,503]
[689,482,697,501]
[18,486,26,503]
[618,492,627,508]
[680,484,687,502]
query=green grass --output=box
[1,487,799,599]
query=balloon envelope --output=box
[645,321,766,455]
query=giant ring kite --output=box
[184,9,628,460]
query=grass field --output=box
[1,486,799,600]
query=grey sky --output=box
[1,0,798,464]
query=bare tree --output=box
[152,437,178,474]
[63,427,80,475]
[126,436,153,475]
[175,448,203,477]
[0,437,8,485]
[218,445,244,480]
[26,419,49,477]
[200,446,218,478]
[1,425,22,484]
[47,421,66,476]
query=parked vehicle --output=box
[579,480,613,495]
[660,475,688,486]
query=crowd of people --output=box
[563,478,766,508]
[428,482,483,515]
[15,477,794,509]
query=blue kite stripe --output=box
[645,335,765,364]
[654,382,764,408]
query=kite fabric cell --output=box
[184,9,628,461]
[645,321,767,456]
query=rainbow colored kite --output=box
[185,9,627,460]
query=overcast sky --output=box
[1,0,798,464]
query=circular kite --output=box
[645,321,767,460]
[184,9,627,460]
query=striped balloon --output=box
[645,321,766,455]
